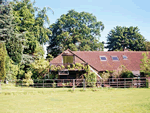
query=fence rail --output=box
[0,77,148,89]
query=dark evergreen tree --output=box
[0,2,24,63]
[106,26,146,51]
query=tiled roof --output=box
[50,49,150,72]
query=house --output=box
[50,49,150,79]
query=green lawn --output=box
[0,85,150,113]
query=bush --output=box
[101,72,110,81]
[23,71,34,86]
[84,72,97,87]
[120,71,134,78]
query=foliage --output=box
[0,2,25,63]
[0,42,6,80]
[5,56,19,81]
[46,54,53,62]
[47,9,104,57]
[23,71,34,86]
[100,72,110,81]
[10,0,52,80]
[34,7,52,44]
[145,41,150,51]
[140,52,150,74]
[84,65,97,87]
[106,26,146,51]
[31,58,49,79]
[118,65,134,78]
[120,70,134,78]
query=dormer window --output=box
[63,56,73,64]
[100,56,107,61]
[123,55,128,60]
[112,56,119,61]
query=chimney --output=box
[124,47,129,52]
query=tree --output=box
[11,0,52,79]
[47,10,104,57]
[106,26,146,51]
[0,2,24,63]
[140,52,150,74]
[46,53,53,62]
[31,58,49,79]
[145,41,150,51]
[0,42,6,80]
[34,7,52,45]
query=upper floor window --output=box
[112,56,119,61]
[100,56,107,61]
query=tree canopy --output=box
[140,52,150,74]
[106,26,146,51]
[47,10,104,57]
[0,2,24,63]
[145,41,150,51]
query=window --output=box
[100,56,107,61]
[112,56,119,61]
[123,55,128,60]
[63,56,73,64]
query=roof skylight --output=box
[100,56,107,61]
[112,56,119,61]
[123,55,128,60]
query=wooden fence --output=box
[97,77,147,88]
[0,77,148,88]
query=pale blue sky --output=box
[31,0,150,57]
[34,0,150,42]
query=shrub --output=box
[101,72,110,81]
[84,72,97,87]
[61,65,65,69]
[23,71,34,86]
[120,71,134,78]
[67,65,70,69]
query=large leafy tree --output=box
[11,0,52,79]
[106,26,146,51]
[47,10,104,57]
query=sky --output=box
[31,0,150,56]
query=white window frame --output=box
[100,56,107,61]
[123,55,128,60]
[111,56,119,61]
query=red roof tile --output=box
[50,50,150,72]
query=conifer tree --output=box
[0,2,24,63]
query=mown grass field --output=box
[0,84,150,113]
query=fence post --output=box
[0,80,1,93]
[124,78,126,88]
[43,80,44,88]
[73,79,75,91]
[117,78,118,88]
[132,78,133,88]
[109,78,110,88]
[83,79,86,90]
[63,79,64,90]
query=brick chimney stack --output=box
[124,47,129,51]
